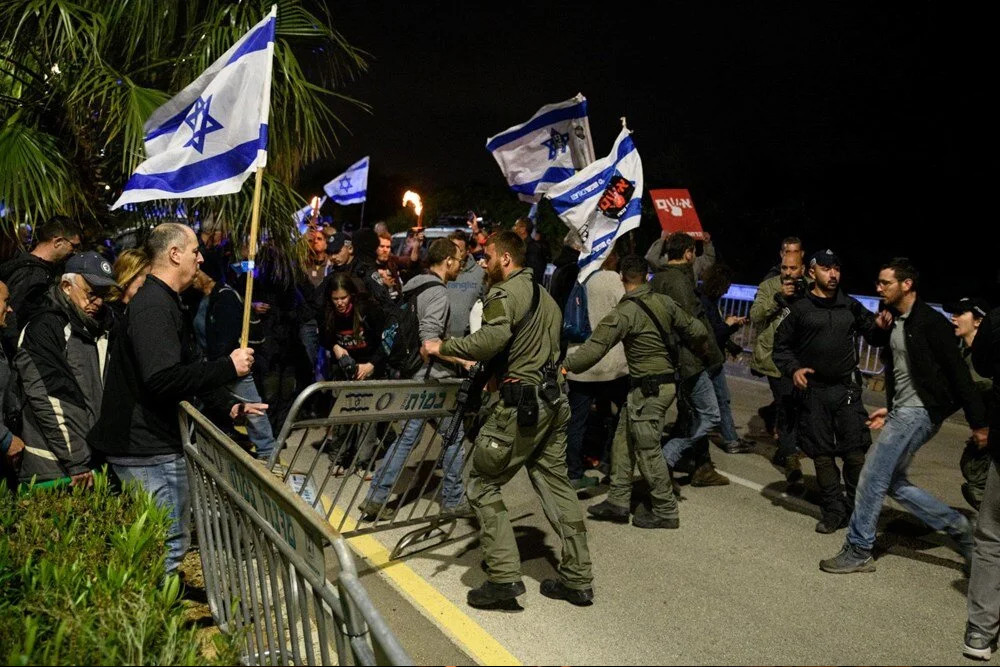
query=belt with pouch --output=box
[630,373,677,397]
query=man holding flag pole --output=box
[93,7,277,574]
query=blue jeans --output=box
[662,371,721,467]
[230,374,275,461]
[113,458,190,575]
[710,368,740,444]
[366,415,466,508]
[846,407,965,551]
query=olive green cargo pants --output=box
[607,384,679,519]
[466,396,594,590]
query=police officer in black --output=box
[773,249,884,533]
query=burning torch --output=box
[402,190,423,231]
[309,195,322,228]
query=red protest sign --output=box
[649,188,704,239]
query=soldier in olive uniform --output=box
[423,231,594,610]
[564,255,711,528]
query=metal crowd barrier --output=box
[718,284,887,378]
[267,378,479,561]
[180,402,411,666]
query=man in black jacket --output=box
[88,223,261,575]
[821,258,988,575]
[773,250,886,533]
[0,215,82,355]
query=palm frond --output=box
[1,0,369,259]
[0,112,82,224]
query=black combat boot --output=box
[467,580,527,609]
[586,500,629,523]
[540,579,594,607]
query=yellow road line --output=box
[320,498,521,666]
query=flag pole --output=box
[240,168,265,348]
[360,200,366,228]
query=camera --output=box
[782,276,808,297]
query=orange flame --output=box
[402,190,423,220]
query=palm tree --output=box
[0,0,368,263]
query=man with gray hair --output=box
[14,251,116,489]
[89,223,261,574]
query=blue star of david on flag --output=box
[323,156,370,205]
[183,95,225,153]
[111,7,275,209]
[542,128,570,160]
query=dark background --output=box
[301,1,994,302]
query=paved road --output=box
[314,372,988,665]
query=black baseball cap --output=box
[809,249,841,268]
[326,231,348,254]
[65,251,117,287]
[945,297,990,319]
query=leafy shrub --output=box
[0,470,236,665]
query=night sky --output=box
[310,2,993,302]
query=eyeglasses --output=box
[77,285,105,305]
[59,237,82,252]
[876,279,897,287]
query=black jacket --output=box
[15,288,113,481]
[206,283,243,361]
[884,299,987,428]
[700,293,740,353]
[972,308,1000,456]
[525,238,549,285]
[773,289,881,384]
[0,252,59,352]
[88,275,238,458]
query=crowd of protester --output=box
[3,212,1000,660]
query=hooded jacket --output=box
[14,286,113,482]
[446,257,486,338]
[400,273,459,379]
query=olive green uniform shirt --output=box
[440,268,562,386]
[563,284,709,378]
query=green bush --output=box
[0,471,235,665]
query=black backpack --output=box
[380,281,443,379]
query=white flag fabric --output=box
[545,128,643,283]
[486,94,595,203]
[294,196,327,234]
[323,156,369,205]
[111,7,276,209]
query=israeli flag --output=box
[486,94,595,203]
[294,196,326,234]
[545,127,643,283]
[323,156,369,205]
[111,7,276,209]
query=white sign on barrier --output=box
[194,427,326,575]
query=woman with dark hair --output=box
[320,272,386,381]
[319,272,388,474]
[699,263,756,455]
